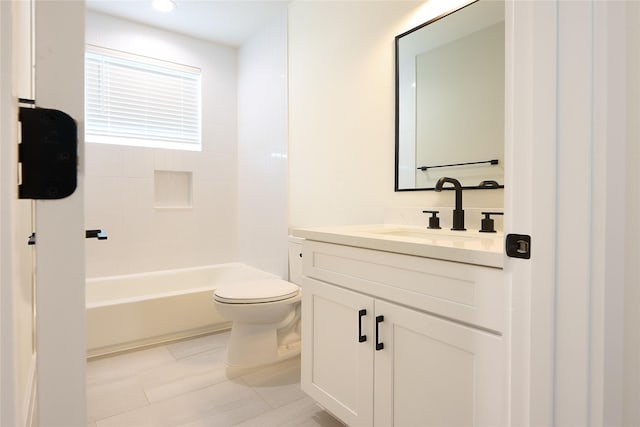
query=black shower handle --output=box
[86,229,108,240]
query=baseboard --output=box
[86,323,231,360]
[22,353,37,427]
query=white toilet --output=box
[213,237,304,367]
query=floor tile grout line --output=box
[88,343,174,424]
[241,378,277,419]
[87,379,152,423]
[166,331,232,361]
[94,376,268,427]
[89,390,151,426]
[87,334,343,427]
[167,341,230,361]
[141,368,240,405]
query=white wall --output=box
[237,13,289,278]
[85,12,238,278]
[288,1,504,229]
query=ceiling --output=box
[86,0,290,47]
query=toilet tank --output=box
[288,235,304,285]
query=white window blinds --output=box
[85,46,201,151]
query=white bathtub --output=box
[86,263,279,358]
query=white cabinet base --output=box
[374,299,505,426]
[300,241,507,426]
[301,278,374,426]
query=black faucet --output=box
[434,177,466,231]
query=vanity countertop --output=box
[292,224,504,268]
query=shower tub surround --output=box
[86,263,278,358]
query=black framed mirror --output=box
[395,0,505,191]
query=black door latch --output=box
[19,106,78,200]
[506,234,531,259]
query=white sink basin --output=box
[362,227,479,242]
[293,224,504,268]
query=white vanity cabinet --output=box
[300,240,507,427]
[373,299,504,427]
[301,278,375,426]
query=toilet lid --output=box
[214,279,300,304]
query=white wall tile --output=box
[85,12,238,277]
[85,143,124,178]
[121,146,154,179]
[237,13,289,278]
[154,171,193,209]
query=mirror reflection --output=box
[395,0,505,191]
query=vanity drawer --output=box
[302,240,506,334]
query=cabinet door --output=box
[301,277,374,426]
[374,300,506,427]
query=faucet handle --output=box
[422,210,441,229]
[479,212,504,233]
[479,180,500,188]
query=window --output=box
[85,45,201,151]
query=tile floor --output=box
[86,331,344,427]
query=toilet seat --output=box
[214,279,300,304]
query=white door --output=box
[373,299,505,427]
[1,1,37,425]
[301,277,374,426]
[505,1,632,425]
[2,1,86,425]
[32,1,86,425]
[504,1,558,424]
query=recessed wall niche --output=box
[154,170,193,209]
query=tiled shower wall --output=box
[237,13,289,279]
[85,12,238,278]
